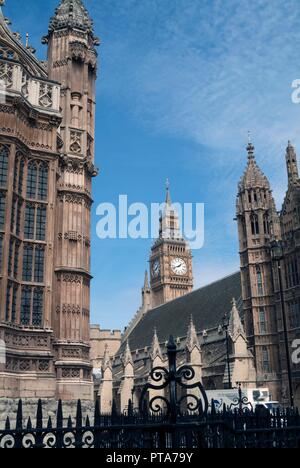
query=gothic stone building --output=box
[95,144,300,412]
[0,0,98,407]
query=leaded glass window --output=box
[14,241,20,278]
[21,287,31,326]
[34,247,45,283]
[10,197,16,232]
[18,159,24,195]
[20,286,44,327]
[11,286,18,323]
[0,192,5,230]
[32,288,43,327]
[38,164,48,200]
[26,161,49,201]
[259,308,267,334]
[256,266,264,296]
[0,146,9,188]
[5,282,12,321]
[0,234,3,271]
[22,244,33,281]
[8,239,13,277]
[262,347,270,373]
[26,161,37,199]
[24,204,35,239]
[36,206,46,241]
[16,200,22,236]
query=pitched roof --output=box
[120,271,242,354]
[48,0,94,34]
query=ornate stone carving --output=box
[61,368,80,379]
[70,41,87,62]
[21,71,30,99]
[0,62,13,89]
[70,130,82,154]
[39,83,53,108]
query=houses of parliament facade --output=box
[0,0,300,413]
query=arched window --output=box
[38,164,48,200]
[24,203,35,239]
[11,286,18,324]
[24,203,47,240]
[0,192,5,230]
[263,214,270,235]
[26,161,38,199]
[0,234,3,271]
[5,282,12,322]
[18,159,25,195]
[22,244,33,281]
[26,161,49,201]
[32,288,44,327]
[36,206,46,241]
[34,246,45,283]
[20,286,44,327]
[259,308,267,334]
[0,145,9,188]
[20,287,31,326]
[251,213,260,235]
[262,347,270,373]
[256,265,264,296]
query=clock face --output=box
[152,260,161,278]
[171,258,187,276]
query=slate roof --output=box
[119,271,242,354]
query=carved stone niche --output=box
[69,130,82,154]
[69,41,87,62]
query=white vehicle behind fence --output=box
[206,388,279,412]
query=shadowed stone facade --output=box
[0,0,98,408]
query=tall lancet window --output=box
[38,164,48,200]
[20,287,31,326]
[27,161,38,199]
[263,214,270,235]
[251,213,260,236]
[0,145,9,188]
[256,265,264,296]
[27,161,49,201]
[262,347,270,373]
[0,192,5,230]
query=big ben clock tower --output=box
[150,182,194,308]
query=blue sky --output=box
[5,0,300,330]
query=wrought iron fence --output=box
[1,336,300,449]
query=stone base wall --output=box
[0,398,95,430]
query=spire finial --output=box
[166,178,171,205]
[143,270,149,289]
[25,32,29,48]
[0,1,5,19]
[246,132,255,161]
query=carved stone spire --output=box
[228,299,246,342]
[186,316,200,352]
[48,0,94,35]
[286,141,299,185]
[166,178,172,206]
[102,345,112,370]
[143,270,149,290]
[239,139,270,191]
[123,341,133,367]
[151,329,163,360]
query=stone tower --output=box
[42,0,99,400]
[150,182,193,308]
[236,141,281,400]
[0,1,61,400]
[279,142,300,406]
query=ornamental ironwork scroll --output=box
[139,335,209,422]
